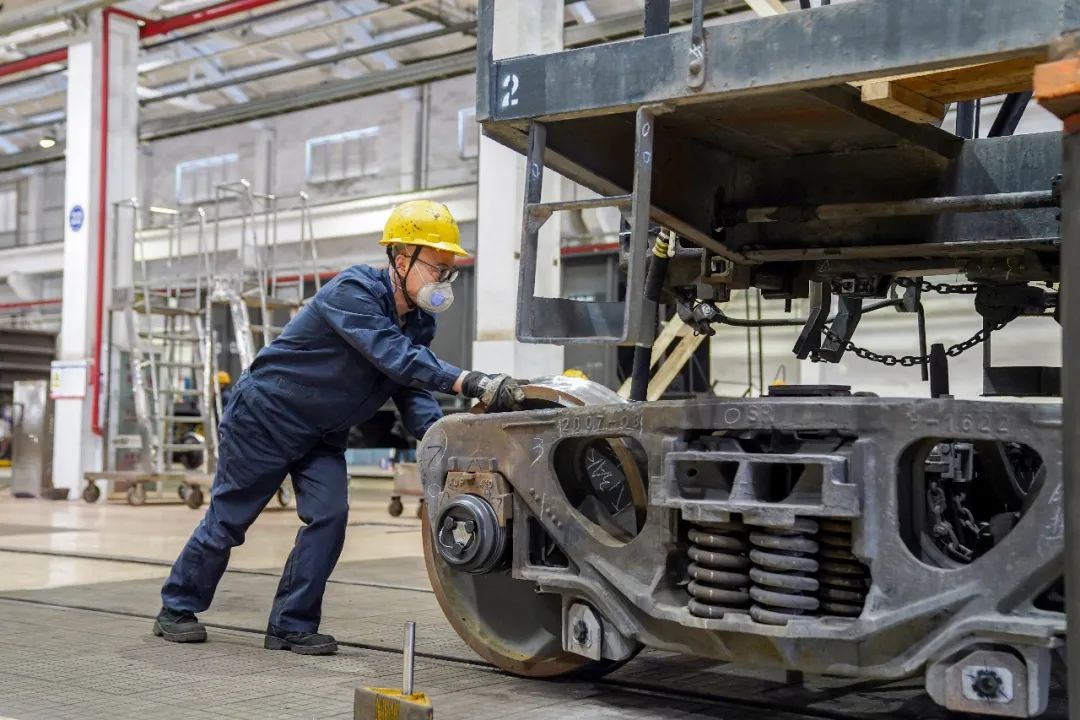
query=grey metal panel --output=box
[562,254,621,388]
[488,0,1077,123]
[729,132,1062,260]
[934,132,1062,246]
[11,380,52,497]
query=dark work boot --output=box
[153,607,207,643]
[264,625,338,655]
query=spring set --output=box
[686,518,871,623]
[686,522,751,618]
[817,519,870,616]
[748,519,821,625]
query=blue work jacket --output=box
[235,265,462,458]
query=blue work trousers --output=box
[161,392,348,632]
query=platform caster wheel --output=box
[185,486,204,510]
[277,486,292,507]
[127,484,147,506]
[178,484,189,501]
[388,496,404,517]
[82,483,101,504]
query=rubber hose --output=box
[629,345,652,401]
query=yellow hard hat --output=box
[561,369,588,380]
[380,200,469,257]
[216,370,231,386]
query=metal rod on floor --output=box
[719,190,1056,226]
[402,621,416,696]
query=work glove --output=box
[461,372,526,412]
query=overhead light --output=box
[38,135,56,149]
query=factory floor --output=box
[0,481,1067,720]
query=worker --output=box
[154,200,525,655]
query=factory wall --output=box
[139,73,477,215]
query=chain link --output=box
[893,277,981,295]
[821,319,1008,368]
[818,278,1002,367]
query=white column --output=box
[52,10,139,496]
[251,125,276,197]
[472,0,565,379]
[399,87,424,192]
[22,168,43,247]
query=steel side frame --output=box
[421,397,1064,680]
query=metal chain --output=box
[817,278,1001,367]
[821,319,1008,367]
[893,277,980,295]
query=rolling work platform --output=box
[208,180,320,371]
[85,203,216,509]
[206,180,323,509]
[413,2,1077,719]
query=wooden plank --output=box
[862,56,1042,123]
[647,333,707,401]
[1035,54,1080,119]
[898,55,1043,103]
[744,0,786,16]
[649,316,690,365]
[617,316,692,399]
[860,80,946,124]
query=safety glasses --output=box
[411,255,459,283]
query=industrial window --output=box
[0,187,17,248]
[457,107,478,160]
[305,127,379,183]
[175,153,240,205]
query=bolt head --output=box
[572,619,590,645]
[451,520,475,547]
[971,669,1003,699]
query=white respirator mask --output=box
[413,281,454,314]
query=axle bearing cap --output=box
[435,494,507,574]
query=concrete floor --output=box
[0,481,1066,720]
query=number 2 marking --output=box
[501,73,520,109]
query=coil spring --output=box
[748,519,820,625]
[686,523,751,619]
[817,519,870,617]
